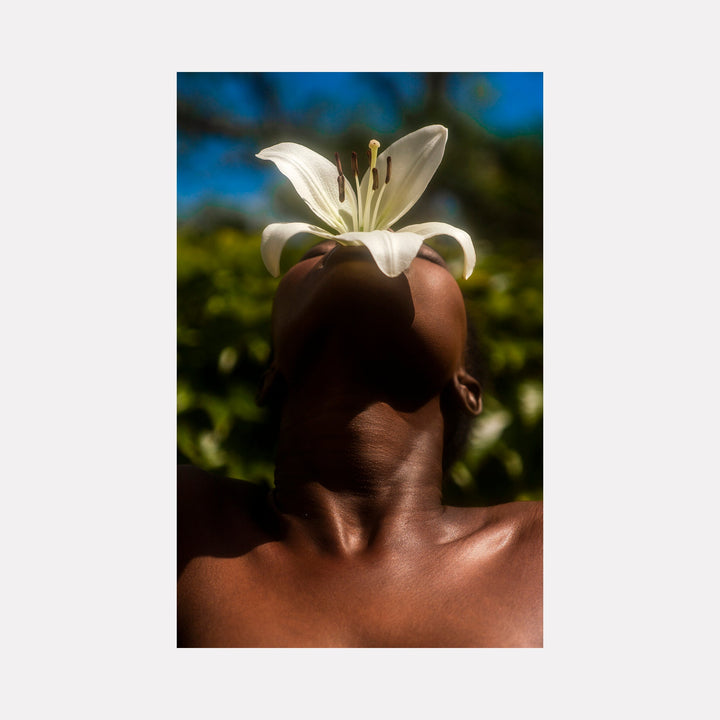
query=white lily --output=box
[256,125,476,279]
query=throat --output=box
[271,395,447,554]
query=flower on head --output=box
[256,125,476,279]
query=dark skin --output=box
[178,240,542,647]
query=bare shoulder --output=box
[487,499,542,520]
[489,499,542,533]
[449,499,542,532]
[177,465,270,576]
[177,464,270,531]
[485,500,542,549]
[177,463,224,497]
[177,464,263,509]
[439,500,542,646]
[447,499,542,556]
[177,463,213,504]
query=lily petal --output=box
[370,125,448,230]
[260,222,335,277]
[335,230,424,278]
[256,143,356,233]
[397,222,476,279]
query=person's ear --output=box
[452,368,482,415]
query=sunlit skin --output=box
[177,241,542,648]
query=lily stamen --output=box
[368,156,391,229]
[363,139,381,230]
[334,152,346,202]
[353,150,364,231]
[370,159,390,230]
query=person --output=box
[177,238,542,648]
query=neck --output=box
[271,384,448,556]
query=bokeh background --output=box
[177,72,543,506]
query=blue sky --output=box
[177,72,543,218]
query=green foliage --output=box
[177,227,277,488]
